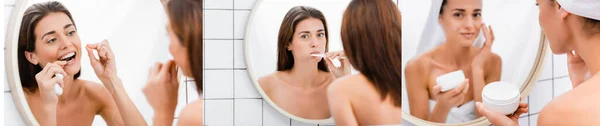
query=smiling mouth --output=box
[58,52,76,62]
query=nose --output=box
[464,17,475,31]
[310,37,319,48]
[58,36,72,50]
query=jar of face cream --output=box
[436,70,466,92]
[482,81,520,115]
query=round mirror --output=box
[244,0,358,124]
[5,0,173,125]
[401,0,547,125]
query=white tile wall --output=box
[2,0,580,126]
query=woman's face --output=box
[288,18,327,63]
[167,22,192,77]
[537,0,571,54]
[26,12,81,76]
[439,0,483,47]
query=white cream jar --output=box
[436,70,466,92]
[482,81,520,115]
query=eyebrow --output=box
[297,29,326,35]
[41,24,74,39]
[451,8,482,12]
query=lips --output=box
[460,33,476,39]
[310,51,321,54]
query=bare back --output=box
[328,74,401,125]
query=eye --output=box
[67,31,76,36]
[453,13,463,18]
[47,38,57,43]
[536,3,539,6]
[317,33,325,37]
[473,13,481,17]
[300,35,308,39]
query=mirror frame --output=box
[243,0,339,124]
[5,0,40,125]
[402,33,549,126]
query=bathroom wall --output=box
[3,0,573,126]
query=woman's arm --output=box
[86,40,148,125]
[472,54,502,117]
[405,60,438,122]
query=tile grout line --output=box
[232,0,236,125]
[204,38,245,40]
[202,1,207,124]
[204,8,251,11]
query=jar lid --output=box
[482,81,520,104]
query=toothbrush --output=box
[54,74,63,96]
[311,54,342,68]
[310,54,326,58]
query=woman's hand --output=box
[325,51,351,78]
[475,100,528,126]
[472,24,495,69]
[143,60,179,118]
[86,40,119,89]
[567,51,589,87]
[432,79,470,110]
[34,61,68,104]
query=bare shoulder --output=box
[539,80,600,125]
[177,100,203,126]
[77,80,111,101]
[405,53,432,77]
[486,53,502,67]
[328,74,369,97]
[257,72,285,93]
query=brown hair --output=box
[341,0,402,107]
[276,6,329,72]
[166,0,203,93]
[18,1,80,93]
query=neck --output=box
[58,76,81,103]
[435,41,474,68]
[287,59,324,88]
[572,32,600,74]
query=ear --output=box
[287,42,292,51]
[559,8,570,19]
[24,51,39,65]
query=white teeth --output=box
[60,52,75,60]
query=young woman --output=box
[477,0,600,125]
[143,0,204,125]
[405,0,501,123]
[257,6,350,119]
[327,0,402,125]
[17,1,145,125]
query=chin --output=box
[64,62,81,76]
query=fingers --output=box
[448,79,470,96]
[160,60,175,76]
[50,77,64,88]
[149,62,163,78]
[42,63,67,79]
[481,24,494,48]
[475,102,504,120]
[169,61,178,83]
[87,40,113,61]
[86,46,99,65]
[432,85,442,95]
